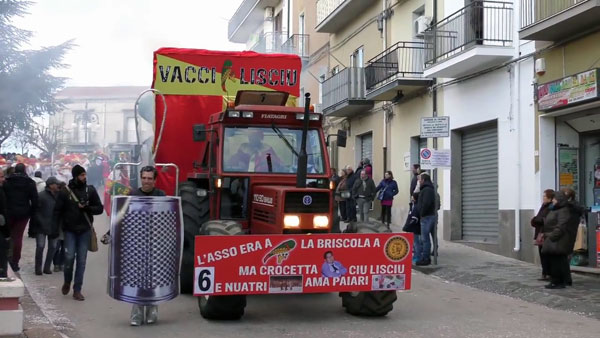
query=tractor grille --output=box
[253,208,276,224]
[284,192,329,213]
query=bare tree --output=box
[26,122,64,155]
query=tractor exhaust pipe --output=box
[296,93,311,188]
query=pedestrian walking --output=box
[403,192,421,263]
[33,177,61,275]
[53,181,67,272]
[4,163,38,272]
[33,171,45,193]
[335,169,348,222]
[531,189,554,281]
[416,173,436,266]
[127,166,165,326]
[352,170,376,222]
[54,165,103,301]
[86,157,104,190]
[344,166,358,222]
[541,191,572,289]
[0,169,11,280]
[362,158,373,178]
[376,171,399,227]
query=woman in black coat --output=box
[531,189,554,280]
[542,191,572,289]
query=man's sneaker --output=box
[61,282,71,295]
[416,259,431,266]
[145,305,158,324]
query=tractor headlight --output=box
[313,216,329,228]
[283,215,300,228]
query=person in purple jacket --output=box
[321,251,347,278]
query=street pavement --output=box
[12,214,600,338]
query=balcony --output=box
[250,32,289,54]
[282,34,310,58]
[520,0,600,41]
[322,68,373,117]
[316,0,375,33]
[228,0,281,43]
[365,41,432,101]
[423,1,514,79]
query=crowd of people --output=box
[531,188,584,289]
[333,162,439,267]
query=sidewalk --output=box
[412,237,600,320]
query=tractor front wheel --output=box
[197,220,247,320]
[340,221,398,316]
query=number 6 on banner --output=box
[194,267,215,294]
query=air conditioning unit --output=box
[415,16,432,37]
[264,7,274,20]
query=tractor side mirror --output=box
[337,129,347,148]
[193,124,207,142]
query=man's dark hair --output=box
[420,173,431,182]
[413,164,420,170]
[15,163,25,174]
[140,166,158,179]
[323,250,333,259]
[34,171,42,178]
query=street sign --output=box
[420,117,449,138]
[420,148,451,170]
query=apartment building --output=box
[521,0,600,268]
[52,86,152,159]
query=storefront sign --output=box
[420,148,451,170]
[193,233,413,296]
[421,117,450,138]
[538,69,599,111]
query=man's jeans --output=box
[64,230,91,292]
[35,234,57,272]
[356,198,371,222]
[413,234,422,262]
[419,215,436,261]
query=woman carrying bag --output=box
[375,171,399,228]
[541,191,572,289]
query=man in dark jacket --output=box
[128,166,165,326]
[344,166,358,222]
[34,177,61,275]
[4,163,38,272]
[416,173,436,266]
[0,169,11,279]
[410,164,420,197]
[54,165,103,301]
[352,170,376,222]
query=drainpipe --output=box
[383,0,388,174]
[513,56,522,253]
[432,0,439,265]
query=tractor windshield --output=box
[223,127,325,174]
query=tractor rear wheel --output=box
[198,220,247,320]
[340,221,398,316]
[179,181,209,294]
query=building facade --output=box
[521,0,600,268]
[52,86,151,159]
[228,0,599,269]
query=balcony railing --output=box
[521,0,589,28]
[316,0,345,25]
[365,41,428,90]
[424,1,513,66]
[322,67,368,113]
[250,32,289,54]
[282,34,310,58]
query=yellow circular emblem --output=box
[384,236,410,261]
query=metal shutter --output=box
[461,125,499,242]
[360,133,372,163]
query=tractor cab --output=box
[192,91,346,234]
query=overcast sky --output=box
[14,0,245,87]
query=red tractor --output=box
[151,49,398,319]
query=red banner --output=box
[193,233,413,296]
